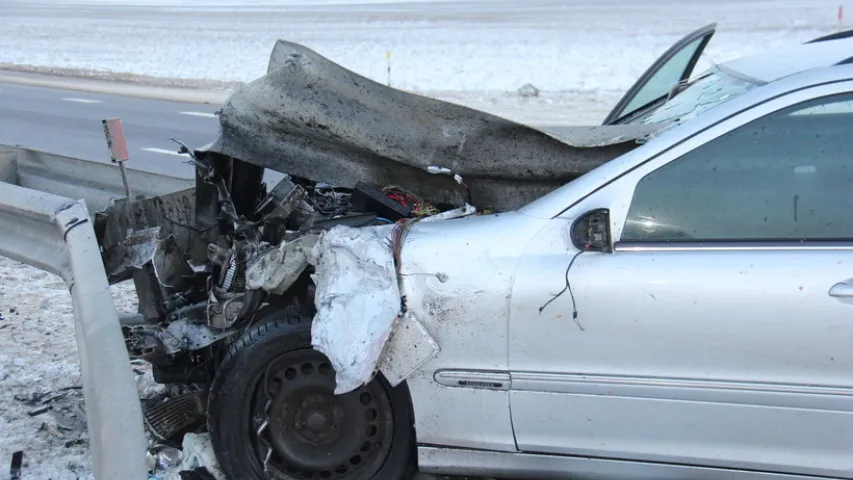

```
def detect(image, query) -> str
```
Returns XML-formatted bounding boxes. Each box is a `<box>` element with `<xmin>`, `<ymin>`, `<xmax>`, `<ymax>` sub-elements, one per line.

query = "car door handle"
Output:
<box><xmin>829</xmin><ymin>282</ymin><xmax>853</xmax><ymax>298</ymax></box>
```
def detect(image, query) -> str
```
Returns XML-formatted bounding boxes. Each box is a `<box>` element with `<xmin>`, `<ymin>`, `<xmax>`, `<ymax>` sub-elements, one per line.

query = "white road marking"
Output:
<box><xmin>142</xmin><ymin>147</ymin><xmax>189</xmax><ymax>157</ymax></box>
<box><xmin>180</xmin><ymin>111</ymin><xmax>218</xmax><ymax>118</ymax></box>
<box><xmin>62</xmin><ymin>97</ymin><xmax>102</xmax><ymax>104</ymax></box>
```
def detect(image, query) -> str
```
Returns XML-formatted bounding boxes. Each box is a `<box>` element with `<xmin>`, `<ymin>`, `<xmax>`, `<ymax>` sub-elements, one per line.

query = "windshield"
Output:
<box><xmin>638</xmin><ymin>67</ymin><xmax>760</xmax><ymax>125</ymax></box>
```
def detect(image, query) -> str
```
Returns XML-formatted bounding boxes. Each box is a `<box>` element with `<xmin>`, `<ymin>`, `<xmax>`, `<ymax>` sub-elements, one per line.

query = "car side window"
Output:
<box><xmin>621</xmin><ymin>93</ymin><xmax>853</xmax><ymax>242</ymax></box>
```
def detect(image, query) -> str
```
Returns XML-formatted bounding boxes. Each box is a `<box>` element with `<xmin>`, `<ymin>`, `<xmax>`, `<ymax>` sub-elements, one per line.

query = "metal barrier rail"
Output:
<box><xmin>0</xmin><ymin>146</ymin><xmax>164</xmax><ymax>479</ymax></box>
<box><xmin>0</xmin><ymin>145</ymin><xmax>193</xmax><ymax>213</ymax></box>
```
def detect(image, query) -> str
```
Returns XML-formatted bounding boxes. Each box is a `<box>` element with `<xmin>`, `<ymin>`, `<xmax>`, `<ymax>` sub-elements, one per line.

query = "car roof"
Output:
<box><xmin>717</xmin><ymin>35</ymin><xmax>853</xmax><ymax>84</ymax></box>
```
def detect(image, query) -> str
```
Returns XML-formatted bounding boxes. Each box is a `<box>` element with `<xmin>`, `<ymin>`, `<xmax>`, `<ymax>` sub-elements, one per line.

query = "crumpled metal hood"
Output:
<box><xmin>201</xmin><ymin>40</ymin><xmax>662</xmax><ymax>212</ymax></box>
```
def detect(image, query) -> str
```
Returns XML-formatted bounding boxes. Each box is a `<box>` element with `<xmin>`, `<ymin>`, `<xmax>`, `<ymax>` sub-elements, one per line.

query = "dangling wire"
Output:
<box><xmin>538</xmin><ymin>250</ymin><xmax>585</xmax><ymax>331</ymax></box>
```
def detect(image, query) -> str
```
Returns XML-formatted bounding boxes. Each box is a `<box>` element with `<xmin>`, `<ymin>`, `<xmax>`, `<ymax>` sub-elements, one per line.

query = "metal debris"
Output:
<box><xmin>245</xmin><ymin>234</ymin><xmax>319</xmax><ymax>295</ymax></box>
<box><xmin>149</xmin><ymin>445</ymin><xmax>183</xmax><ymax>472</ymax></box>
<box><xmin>27</xmin><ymin>406</ymin><xmax>49</xmax><ymax>417</ymax></box>
<box><xmin>377</xmin><ymin>311</ymin><xmax>440</xmax><ymax>387</ymax></box>
<box><xmin>144</xmin><ymin>390</ymin><xmax>208</xmax><ymax>442</ymax></box>
<box><xmin>163</xmin><ymin>433</ymin><xmax>226</xmax><ymax>480</ymax></box>
<box><xmin>418</xmin><ymin>204</ymin><xmax>477</xmax><ymax>222</ymax></box>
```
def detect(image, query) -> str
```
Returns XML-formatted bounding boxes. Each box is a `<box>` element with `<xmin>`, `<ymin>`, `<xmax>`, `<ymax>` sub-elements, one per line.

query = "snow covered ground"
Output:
<box><xmin>0</xmin><ymin>256</ymin><xmax>148</xmax><ymax>480</ymax></box>
<box><xmin>0</xmin><ymin>0</ymin><xmax>847</xmax><ymax>97</ymax></box>
<box><xmin>0</xmin><ymin>0</ymin><xmax>850</xmax><ymax>478</ymax></box>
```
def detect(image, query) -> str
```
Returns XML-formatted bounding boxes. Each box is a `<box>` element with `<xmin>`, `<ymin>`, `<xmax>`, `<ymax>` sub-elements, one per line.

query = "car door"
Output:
<box><xmin>509</xmin><ymin>82</ymin><xmax>853</xmax><ymax>477</ymax></box>
<box><xmin>602</xmin><ymin>23</ymin><xmax>716</xmax><ymax>125</ymax></box>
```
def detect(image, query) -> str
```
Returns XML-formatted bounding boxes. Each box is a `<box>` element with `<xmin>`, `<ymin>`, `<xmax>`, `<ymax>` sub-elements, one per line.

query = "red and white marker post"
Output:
<box><xmin>102</xmin><ymin>117</ymin><xmax>134</xmax><ymax>228</ymax></box>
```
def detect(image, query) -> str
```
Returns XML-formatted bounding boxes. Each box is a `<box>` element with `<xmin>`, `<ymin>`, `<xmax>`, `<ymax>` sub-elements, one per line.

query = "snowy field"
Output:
<box><xmin>0</xmin><ymin>0</ymin><xmax>851</xmax><ymax>478</ymax></box>
<box><xmin>0</xmin><ymin>0</ymin><xmax>848</xmax><ymax>97</ymax></box>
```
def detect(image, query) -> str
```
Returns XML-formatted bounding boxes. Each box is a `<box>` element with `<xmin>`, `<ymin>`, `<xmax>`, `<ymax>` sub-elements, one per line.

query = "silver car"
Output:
<box><xmin>109</xmin><ymin>24</ymin><xmax>853</xmax><ymax>480</ymax></box>
<box><xmin>389</xmin><ymin>27</ymin><xmax>853</xmax><ymax>479</ymax></box>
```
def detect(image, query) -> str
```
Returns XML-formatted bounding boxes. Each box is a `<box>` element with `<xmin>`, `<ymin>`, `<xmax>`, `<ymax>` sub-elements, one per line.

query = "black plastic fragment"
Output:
<box><xmin>179</xmin><ymin>467</ymin><xmax>217</xmax><ymax>480</ymax></box>
<box><xmin>28</xmin><ymin>406</ymin><xmax>49</xmax><ymax>417</ymax></box>
<box><xmin>10</xmin><ymin>451</ymin><xmax>23</xmax><ymax>480</ymax></box>
<box><xmin>350</xmin><ymin>182</ymin><xmax>411</xmax><ymax>220</ymax></box>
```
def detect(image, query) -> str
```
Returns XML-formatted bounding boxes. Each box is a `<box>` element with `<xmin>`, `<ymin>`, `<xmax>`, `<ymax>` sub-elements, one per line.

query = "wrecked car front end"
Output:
<box><xmin>90</xmin><ymin>39</ymin><xmax>660</xmax><ymax>479</ymax></box>
<box><xmin>94</xmin><ymin>39</ymin><xmax>656</xmax><ymax>389</ymax></box>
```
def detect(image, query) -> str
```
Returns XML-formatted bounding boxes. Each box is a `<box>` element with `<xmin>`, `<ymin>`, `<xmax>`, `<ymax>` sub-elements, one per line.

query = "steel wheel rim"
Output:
<box><xmin>245</xmin><ymin>348</ymin><xmax>395</xmax><ymax>480</ymax></box>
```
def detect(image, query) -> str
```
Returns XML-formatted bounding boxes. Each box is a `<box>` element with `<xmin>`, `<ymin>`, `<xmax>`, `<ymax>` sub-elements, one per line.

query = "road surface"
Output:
<box><xmin>0</xmin><ymin>81</ymin><xmax>218</xmax><ymax>179</ymax></box>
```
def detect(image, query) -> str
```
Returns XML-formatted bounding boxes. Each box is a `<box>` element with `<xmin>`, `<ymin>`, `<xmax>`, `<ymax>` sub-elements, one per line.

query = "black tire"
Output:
<box><xmin>208</xmin><ymin>310</ymin><xmax>417</xmax><ymax>480</ymax></box>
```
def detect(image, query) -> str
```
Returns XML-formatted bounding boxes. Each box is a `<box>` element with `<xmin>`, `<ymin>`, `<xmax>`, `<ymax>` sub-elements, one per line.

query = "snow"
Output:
<box><xmin>0</xmin><ymin>0</ymin><xmax>845</xmax><ymax>98</ymax></box>
<box><xmin>0</xmin><ymin>256</ymin><xmax>149</xmax><ymax>480</ymax></box>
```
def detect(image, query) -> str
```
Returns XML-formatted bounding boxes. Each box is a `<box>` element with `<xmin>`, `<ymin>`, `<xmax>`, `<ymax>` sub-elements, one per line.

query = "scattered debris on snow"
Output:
<box><xmin>164</xmin><ymin>433</ymin><xmax>225</xmax><ymax>480</ymax></box>
<box><xmin>0</xmin><ymin>255</ymin><xmax>159</xmax><ymax>480</ymax></box>
<box><xmin>147</xmin><ymin>444</ymin><xmax>182</xmax><ymax>475</ymax></box>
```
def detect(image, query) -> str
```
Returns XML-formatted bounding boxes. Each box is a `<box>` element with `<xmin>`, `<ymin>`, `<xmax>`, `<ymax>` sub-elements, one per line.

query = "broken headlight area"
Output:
<box><xmin>95</xmin><ymin>152</ymin><xmax>467</xmax><ymax>387</ymax></box>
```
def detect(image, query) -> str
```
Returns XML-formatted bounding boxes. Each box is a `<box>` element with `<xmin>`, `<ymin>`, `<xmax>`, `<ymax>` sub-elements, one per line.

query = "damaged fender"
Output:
<box><xmin>308</xmin><ymin>225</ymin><xmax>439</xmax><ymax>394</ymax></box>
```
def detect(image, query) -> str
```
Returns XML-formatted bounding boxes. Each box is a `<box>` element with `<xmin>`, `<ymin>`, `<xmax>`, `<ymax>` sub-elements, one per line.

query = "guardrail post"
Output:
<box><xmin>0</xmin><ymin>148</ymin><xmax>16</xmax><ymax>183</ymax></box>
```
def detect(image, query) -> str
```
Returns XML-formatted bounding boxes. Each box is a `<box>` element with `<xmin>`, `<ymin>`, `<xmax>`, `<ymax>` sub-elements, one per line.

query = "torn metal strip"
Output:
<box><xmin>378</xmin><ymin>311</ymin><xmax>440</xmax><ymax>387</ymax></box>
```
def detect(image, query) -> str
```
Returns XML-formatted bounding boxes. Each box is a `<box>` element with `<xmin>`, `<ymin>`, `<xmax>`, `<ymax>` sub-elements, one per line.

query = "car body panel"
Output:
<box><xmin>299</xmin><ymin>64</ymin><xmax>853</xmax><ymax>479</ymax></box>
<box><xmin>506</xmin><ymin>79</ymin><xmax>853</xmax><ymax>477</ymax></box>
<box><xmin>720</xmin><ymin>36</ymin><xmax>853</xmax><ymax>84</ymax></box>
<box><xmin>393</xmin><ymin>211</ymin><xmax>548</xmax><ymax>451</ymax></box>
<box><xmin>510</xmin><ymin>246</ymin><xmax>853</xmax><ymax>475</ymax></box>
<box><xmin>417</xmin><ymin>447</ymin><xmax>833</xmax><ymax>480</ymax></box>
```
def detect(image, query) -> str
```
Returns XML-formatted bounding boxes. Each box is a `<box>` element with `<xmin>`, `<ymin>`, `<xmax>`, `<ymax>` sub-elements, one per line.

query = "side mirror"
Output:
<box><xmin>570</xmin><ymin>208</ymin><xmax>613</xmax><ymax>253</ymax></box>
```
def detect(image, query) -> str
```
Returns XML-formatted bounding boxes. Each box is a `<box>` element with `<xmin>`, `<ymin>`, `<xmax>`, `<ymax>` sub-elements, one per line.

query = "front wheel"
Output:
<box><xmin>208</xmin><ymin>312</ymin><xmax>417</xmax><ymax>480</ymax></box>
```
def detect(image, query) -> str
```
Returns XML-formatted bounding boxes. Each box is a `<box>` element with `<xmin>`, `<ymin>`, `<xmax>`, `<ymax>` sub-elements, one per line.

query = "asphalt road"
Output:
<box><xmin>0</xmin><ymin>81</ymin><xmax>219</xmax><ymax>180</ymax></box>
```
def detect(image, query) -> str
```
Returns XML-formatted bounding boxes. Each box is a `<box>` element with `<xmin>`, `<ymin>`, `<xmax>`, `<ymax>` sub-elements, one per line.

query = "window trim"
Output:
<box><xmin>615</xmin><ymin>240</ymin><xmax>853</xmax><ymax>253</ymax></box>
<box><xmin>557</xmin><ymin>80</ymin><xmax>853</xmax><ymax>251</ymax></box>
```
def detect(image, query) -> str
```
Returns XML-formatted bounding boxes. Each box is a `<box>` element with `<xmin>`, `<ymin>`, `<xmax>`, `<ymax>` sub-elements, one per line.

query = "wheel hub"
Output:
<box><xmin>279</xmin><ymin>392</ymin><xmax>344</xmax><ymax>444</ymax></box>
<box><xmin>304</xmin><ymin>411</ymin><xmax>328</xmax><ymax>432</ymax></box>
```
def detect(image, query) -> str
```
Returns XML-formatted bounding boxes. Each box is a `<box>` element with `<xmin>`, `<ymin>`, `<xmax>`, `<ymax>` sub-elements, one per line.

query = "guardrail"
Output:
<box><xmin>0</xmin><ymin>145</ymin><xmax>193</xmax><ymax>213</ymax></box>
<box><xmin>0</xmin><ymin>146</ymin><xmax>178</xmax><ymax>479</ymax></box>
